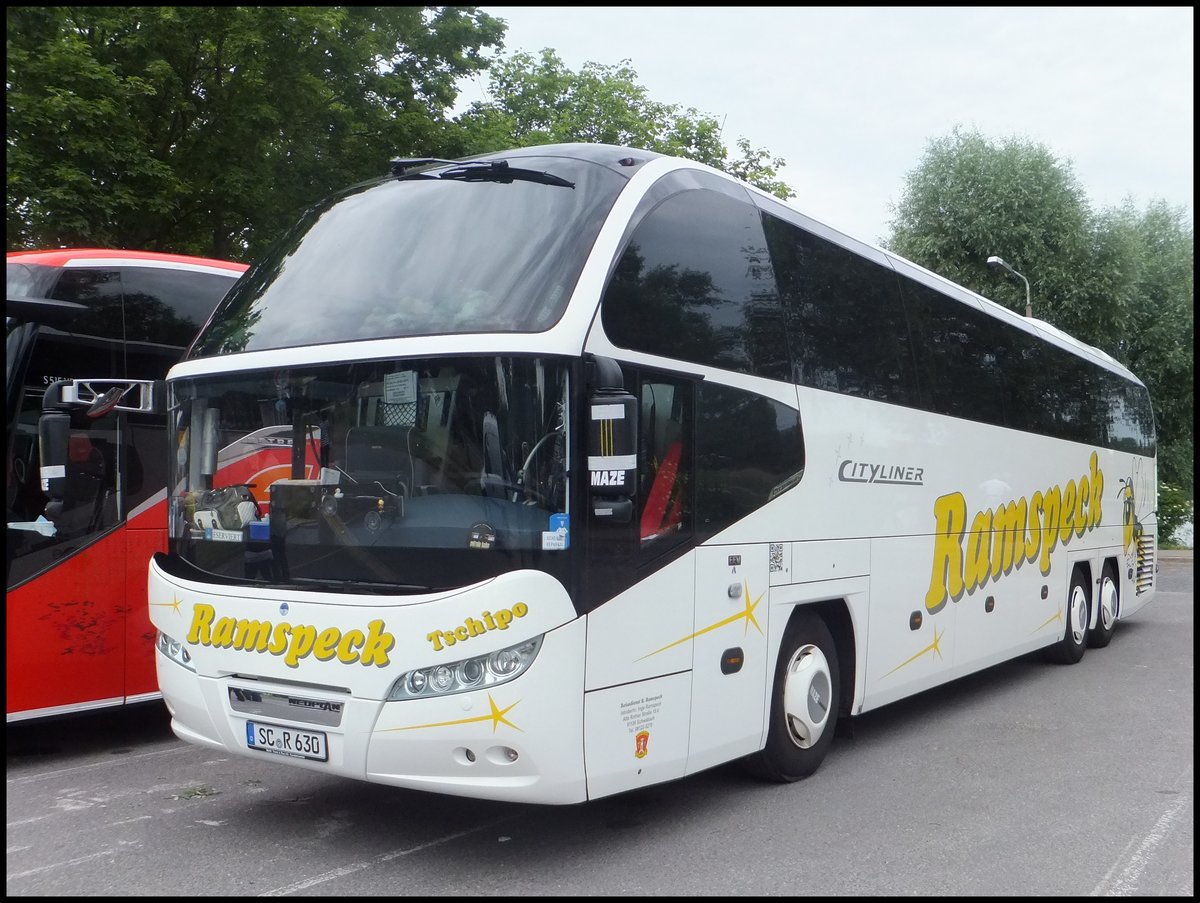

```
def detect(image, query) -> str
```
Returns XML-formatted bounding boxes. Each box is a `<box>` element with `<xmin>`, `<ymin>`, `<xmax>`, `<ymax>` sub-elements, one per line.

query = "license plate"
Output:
<box><xmin>246</xmin><ymin>720</ymin><xmax>328</xmax><ymax>762</ymax></box>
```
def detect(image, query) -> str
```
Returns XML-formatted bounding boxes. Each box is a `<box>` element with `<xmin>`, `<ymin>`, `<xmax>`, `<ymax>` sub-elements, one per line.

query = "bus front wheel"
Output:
<box><xmin>743</xmin><ymin>612</ymin><xmax>840</xmax><ymax>783</ymax></box>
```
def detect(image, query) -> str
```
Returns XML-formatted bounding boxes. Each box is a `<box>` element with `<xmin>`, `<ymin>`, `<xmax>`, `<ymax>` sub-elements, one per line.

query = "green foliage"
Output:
<box><xmin>1157</xmin><ymin>484</ymin><xmax>1193</xmax><ymax>547</ymax></box>
<box><xmin>6</xmin><ymin>6</ymin><xmax>505</xmax><ymax>260</ymax></box>
<box><xmin>8</xmin><ymin>16</ymin><xmax>793</xmax><ymax>258</ymax></box>
<box><xmin>452</xmin><ymin>49</ymin><xmax>794</xmax><ymax>200</ymax></box>
<box><xmin>887</xmin><ymin>126</ymin><xmax>1097</xmax><ymax>334</ymax></box>
<box><xmin>1095</xmin><ymin>201</ymin><xmax>1194</xmax><ymax>493</ymax></box>
<box><xmin>885</xmin><ymin>126</ymin><xmax>1194</xmax><ymax>495</ymax></box>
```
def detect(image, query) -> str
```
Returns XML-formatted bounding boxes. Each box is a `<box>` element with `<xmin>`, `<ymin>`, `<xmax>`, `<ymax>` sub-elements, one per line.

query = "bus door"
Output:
<box><xmin>7</xmin><ymin>384</ymin><xmax>127</xmax><ymax>717</ymax></box>
<box><xmin>582</xmin><ymin>364</ymin><xmax>708</xmax><ymax>796</ymax></box>
<box><xmin>15</xmin><ymin>376</ymin><xmax>165</xmax><ymax>716</ymax></box>
<box><xmin>6</xmin><ymin>268</ymin><xmax>131</xmax><ymax>717</ymax></box>
<box><xmin>689</xmin><ymin>544</ymin><xmax>770</xmax><ymax>775</ymax></box>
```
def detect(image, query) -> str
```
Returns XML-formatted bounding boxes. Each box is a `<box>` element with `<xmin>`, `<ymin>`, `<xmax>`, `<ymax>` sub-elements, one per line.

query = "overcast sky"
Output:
<box><xmin>456</xmin><ymin>6</ymin><xmax>1194</xmax><ymax>245</ymax></box>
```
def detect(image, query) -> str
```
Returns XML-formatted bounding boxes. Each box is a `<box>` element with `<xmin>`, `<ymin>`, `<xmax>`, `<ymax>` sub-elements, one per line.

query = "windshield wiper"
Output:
<box><xmin>7</xmin><ymin>295</ymin><xmax>87</xmax><ymax>327</ymax></box>
<box><xmin>291</xmin><ymin>577</ymin><xmax>431</xmax><ymax>594</ymax></box>
<box><xmin>389</xmin><ymin>157</ymin><xmax>574</xmax><ymax>189</ymax></box>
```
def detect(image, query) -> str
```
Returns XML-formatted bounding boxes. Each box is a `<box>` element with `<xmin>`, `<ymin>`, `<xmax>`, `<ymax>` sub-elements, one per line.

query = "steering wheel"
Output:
<box><xmin>513</xmin><ymin>428</ymin><xmax>563</xmax><ymax>508</ymax></box>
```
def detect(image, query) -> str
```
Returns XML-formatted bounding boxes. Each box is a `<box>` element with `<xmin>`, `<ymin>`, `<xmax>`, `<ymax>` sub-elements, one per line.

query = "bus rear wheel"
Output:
<box><xmin>1089</xmin><ymin>562</ymin><xmax>1119</xmax><ymax>648</ymax></box>
<box><xmin>743</xmin><ymin>612</ymin><xmax>839</xmax><ymax>783</ymax></box>
<box><xmin>1047</xmin><ymin>566</ymin><xmax>1089</xmax><ymax>664</ymax></box>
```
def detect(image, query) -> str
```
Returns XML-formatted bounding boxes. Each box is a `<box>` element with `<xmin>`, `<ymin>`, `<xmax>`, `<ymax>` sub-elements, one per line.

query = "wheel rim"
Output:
<box><xmin>1069</xmin><ymin>585</ymin><xmax>1088</xmax><ymax>645</ymax></box>
<box><xmin>1099</xmin><ymin>576</ymin><xmax>1118</xmax><ymax>631</ymax></box>
<box><xmin>781</xmin><ymin>643</ymin><xmax>832</xmax><ymax>749</ymax></box>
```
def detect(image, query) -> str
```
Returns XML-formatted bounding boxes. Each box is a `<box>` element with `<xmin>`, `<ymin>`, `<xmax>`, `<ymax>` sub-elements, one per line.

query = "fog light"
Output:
<box><xmin>486</xmin><ymin>746</ymin><xmax>520</xmax><ymax>765</ymax></box>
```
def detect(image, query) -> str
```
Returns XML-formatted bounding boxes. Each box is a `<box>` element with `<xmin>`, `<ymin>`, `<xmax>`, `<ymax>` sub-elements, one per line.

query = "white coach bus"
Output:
<box><xmin>147</xmin><ymin>143</ymin><xmax>1158</xmax><ymax>804</ymax></box>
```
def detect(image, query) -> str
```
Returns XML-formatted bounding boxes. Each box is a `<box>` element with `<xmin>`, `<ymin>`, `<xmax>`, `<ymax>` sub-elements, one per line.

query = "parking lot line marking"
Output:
<box><xmin>259</xmin><ymin>812</ymin><xmax>527</xmax><ymax>896</ymax></box>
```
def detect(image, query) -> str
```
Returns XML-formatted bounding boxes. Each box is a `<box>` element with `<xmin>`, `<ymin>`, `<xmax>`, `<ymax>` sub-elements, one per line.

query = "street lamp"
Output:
<box><xmin>987</xmin><ymin>255</ymin><xmax>1032</xmax><ymax>318</ymax></box>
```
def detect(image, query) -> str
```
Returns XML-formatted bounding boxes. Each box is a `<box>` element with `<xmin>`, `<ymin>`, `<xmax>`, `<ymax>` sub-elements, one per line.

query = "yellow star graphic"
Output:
<box><xmin>638</xmin><ymin>582</ymin><xmax>764</xmax><ymax>660</ymax></box>
<box><xmin>382</xmin><ymin>693</ymin><xmax>522</xmax><ymax>734</ymax></box>
<box><xmin>741</xmin><ymin>582</ymin><xmax>763</xmax><ymax>636</ymax></box>
<box><xmin>884</xmin><ymin>625</ymin><xmax>944</xmax><ymax>677</ymax></box>
<box><xmin>486</xmin><ymin>694</ymin><xmax>521</xmax><ymax>732</ymax></box>
<box><xmin>1031</xmin><ymin>607</ymin><xmax>1063</xmax><ymax>636</ymax></box>
<box><xmin>151</xmin><ymin>594</ymin><xmax>184</xmax><ymax>614</ymax></box>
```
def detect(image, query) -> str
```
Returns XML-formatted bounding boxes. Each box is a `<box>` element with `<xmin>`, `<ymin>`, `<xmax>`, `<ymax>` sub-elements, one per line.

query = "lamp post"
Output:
<box><xmin>987</xmin><ymin>255</ymin><xmax>1032</xmax><ymax>318</ymax></box>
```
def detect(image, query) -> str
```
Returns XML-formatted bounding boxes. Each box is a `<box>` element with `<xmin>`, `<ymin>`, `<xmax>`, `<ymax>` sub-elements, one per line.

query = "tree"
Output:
<box><xmin>885</xmin><ymin>127</ymin><xmax>1194</xmax><ymax>496</ymax></box>
<box><xmin>451</xmin><ymin>49</ymin><xmax>793</xmax><ymax>200</ymax></box>
<box><xmin>886</xmin><ymin>127</ymin><xmax>1106</xmax><ymax>337</ymax></box>
<box><xmin>6</xmin><ymin>6</ymin><xmax>505</xmax><ymax>260</ymax></box>
<box><xmin>1096</xmin><ymin>200</ymin><xmax>1194</xmax><ymax>495</ymax></box>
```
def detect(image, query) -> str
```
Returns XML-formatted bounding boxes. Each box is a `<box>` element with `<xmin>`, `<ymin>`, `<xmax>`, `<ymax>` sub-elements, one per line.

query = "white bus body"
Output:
<box><xmin>148</xmin><ymin>144</ymin><xmax>1158</xmax><ymax>804</ymax></box>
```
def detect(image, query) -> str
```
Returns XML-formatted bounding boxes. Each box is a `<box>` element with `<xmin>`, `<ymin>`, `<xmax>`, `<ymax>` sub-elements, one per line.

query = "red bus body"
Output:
<box><xmin>6</xmin><ymin>249</ymin><xmax>249</xmax><ymax>721</ymax></box>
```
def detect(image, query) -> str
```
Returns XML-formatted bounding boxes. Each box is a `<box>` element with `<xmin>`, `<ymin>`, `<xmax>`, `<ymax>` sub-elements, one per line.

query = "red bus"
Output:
<box><xmin>6</xmin><ymin>249</ymin><xmax>249</xmax><ymax>721</ymax></box>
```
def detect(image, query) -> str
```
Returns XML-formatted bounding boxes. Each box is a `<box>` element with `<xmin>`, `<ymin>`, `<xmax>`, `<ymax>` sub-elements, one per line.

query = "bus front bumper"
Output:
<box><xmin>155</xmin><ymin>617</ymin><xmax>589</xmax><ymax>805</ymax></box>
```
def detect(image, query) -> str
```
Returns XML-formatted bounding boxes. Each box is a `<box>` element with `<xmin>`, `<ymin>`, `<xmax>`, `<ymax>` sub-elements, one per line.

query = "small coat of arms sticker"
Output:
<box><xmin>635</xmin><ymin>729</ymin><xmax>650</xmax><ymax>759</ymax></box>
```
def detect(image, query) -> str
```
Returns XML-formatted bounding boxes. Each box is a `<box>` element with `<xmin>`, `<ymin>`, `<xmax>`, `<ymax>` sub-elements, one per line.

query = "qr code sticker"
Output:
<box><xmin>769</xmin><ymin>542</ymin><xmax>784</xmax><ymax>573</ymax></box>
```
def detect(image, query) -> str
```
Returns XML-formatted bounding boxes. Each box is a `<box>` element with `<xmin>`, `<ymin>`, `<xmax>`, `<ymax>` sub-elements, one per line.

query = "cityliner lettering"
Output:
<box><xmin>186</xmin><ymin>603</ymin><xmax>395</xmax><ymax>668</ymax></box>
<box><xmin>925</xmin><ymin>452</ymin><xmax>1104</xmax><ymax>614</ymax></box>
<box><xmin>838</xmin><ymin>459</ymin><xmax>925</xmax><ymax>485</ymax></box>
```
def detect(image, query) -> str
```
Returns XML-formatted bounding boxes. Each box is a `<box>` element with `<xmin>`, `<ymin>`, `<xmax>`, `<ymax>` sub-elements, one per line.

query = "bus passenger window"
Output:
<box><xmin>638</xmin><ymin>378</ymin><xmax>692</xmax><ymax>545</ymax></box>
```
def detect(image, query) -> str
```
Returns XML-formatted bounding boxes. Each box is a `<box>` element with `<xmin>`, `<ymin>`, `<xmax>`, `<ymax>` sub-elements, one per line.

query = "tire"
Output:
<box><xmin>1089</xmin><ymin>562</ymin><xmax>1119</xmax><ymax>649</ymax></box>
<box><xmin>1047</xmin><ymin>566</ymin><xmax>1089</xmax><ymax>664</ymax></box>
<box><xmin>743</xmin><ymin>612</ymin><xmax>840</xmax><ymax>783</ymax></box>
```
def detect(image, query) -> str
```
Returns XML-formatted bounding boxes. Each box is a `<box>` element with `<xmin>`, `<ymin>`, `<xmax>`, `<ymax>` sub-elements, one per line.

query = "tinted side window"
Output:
<box><xmin>119</xmin><ymin>267</ymin><xmax>237</xmax><ymax>346</ymax></box>
<box><xmin>1106</xmin><ymin>378</ymin><xmax>1155</xmax><ymax>456</ymax></box>
<box><xmin>1045</xmin><ymin>345</ymin><xmax>1094</xmax><ymax>445</ymax></box>
<box><xmin>637</xmin><ymin>375</ymin><xmax>694</xmax><ymax>556</ymax></box>
<box><xmin>994</xmin><ymin>326</ymin><xmax>1055</xmax><ymax>437</ymax></box>
<box><xmin>48</xmin><ymin>268</ymin><xmax>124</xmax><ymax>342</ymax></box>
<box><xmin>899</xmin><ymin>277</ymin><xmax>1008</xmax><ymax>428</ymax></box>
<box><xmin>695</xmin><ymin>383</ymin><xmax>804</xmax><ymax>542</ymax></box>
<box><xmin>762</xmin><ymin>213</ymin><xmax>916</xmax><ymax>405</ymax></box>
<box><xmin>23</xmin><ymin>328</ymin><xmax>124</xmax><ymax>390</ymax></box>
<box><xmin>601</xmin><ymin>187</ymin><xmax>789</xmax><ymax>380</ymax></box>
<box><xmin>1029</xmin><ymin>341</ymin><xmax>1153</xmax><ymax>453</ymax></box>
<box><xmin>580</xmin><ymin>366</ymin><xmax>697</xmax><ymax>612</ymax></box>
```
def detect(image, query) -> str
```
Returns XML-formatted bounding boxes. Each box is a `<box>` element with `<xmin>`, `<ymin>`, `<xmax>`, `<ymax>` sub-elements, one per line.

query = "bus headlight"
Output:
<box><xmin>388</xmin><ymin>636</ymin><xmax>543</xmax><ymax>701</ymax></box>
<box><xmin>156</xmin><ymin>630</ymin><xmax>195</xmax><ymax>672</ymax></box>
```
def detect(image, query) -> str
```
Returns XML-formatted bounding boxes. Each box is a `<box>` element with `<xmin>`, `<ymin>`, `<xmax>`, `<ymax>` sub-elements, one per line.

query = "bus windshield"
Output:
<box><xmin>191</xmin><ymin>155</ymin><xmax>628</xmax><ymax>356</ymax></box>
<box><xmin>169</xmin><ymin>355</ymin><xmax>572</xmax><ymax>593</ymax></box>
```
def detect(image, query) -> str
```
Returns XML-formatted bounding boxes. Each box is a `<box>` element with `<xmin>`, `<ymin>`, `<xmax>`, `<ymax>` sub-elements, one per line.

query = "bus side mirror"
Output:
<box><xmin>36</xmin><ymin>377</ymin><xmax>165</xmax><ymax>519</ymax></box>
<box><xmin>586</xmin><ymin>356</ymin><xmax>638</xmax><ymax>524</ymax></box>
<box><xmin>61</xmin><ymin>378</ymin><xmax>165</xmax><ymax>415</ymax></box>
<box><xmin>38</xmin><ymin>381</ymin><xmax>72</xmax><ymax>519</ymax></box>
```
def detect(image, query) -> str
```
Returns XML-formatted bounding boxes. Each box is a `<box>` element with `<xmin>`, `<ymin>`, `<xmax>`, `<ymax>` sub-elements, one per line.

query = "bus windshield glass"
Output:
<box><xmin>191</xmin><ymin>156</ymin><xmax>627</xmax><ymax>356</ymax></box>
<box><xmin>169</xmin><ymin>355</ymin><xmax>572</xmax><ymax>594</ymax></box>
